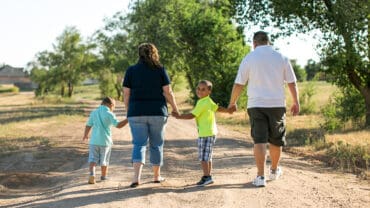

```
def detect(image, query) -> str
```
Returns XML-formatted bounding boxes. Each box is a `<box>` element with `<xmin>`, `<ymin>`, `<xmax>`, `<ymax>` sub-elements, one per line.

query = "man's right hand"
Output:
<box><xmin>290</xmin><ymin>102</ymin><xmax>300</xmax><ymax>116</ymax></box>
<box><xmin>227</xmin><ymin>104</ymin><xmax>237</xmax><ymax>114</ymax></box>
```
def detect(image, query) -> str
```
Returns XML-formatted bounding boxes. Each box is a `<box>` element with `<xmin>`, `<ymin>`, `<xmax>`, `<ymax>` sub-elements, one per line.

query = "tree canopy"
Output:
<box><xmin>99</xmin><ymin>0</ymin><xmax>249</xmax><ymax>105</ymax></box>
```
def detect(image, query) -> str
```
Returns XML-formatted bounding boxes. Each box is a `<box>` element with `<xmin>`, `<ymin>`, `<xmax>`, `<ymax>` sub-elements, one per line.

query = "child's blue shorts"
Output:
<box><xmin>88</xmin><ymin>144</ymin><xmax>112</xmax><ymax>166</ymax></box>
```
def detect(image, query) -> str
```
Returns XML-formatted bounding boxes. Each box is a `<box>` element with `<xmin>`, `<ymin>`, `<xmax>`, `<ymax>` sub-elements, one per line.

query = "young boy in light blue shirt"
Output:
<box><xmin>83</xmin><ymin>97</ymin><xmax>128</xmax><ymax>184</ymax></box>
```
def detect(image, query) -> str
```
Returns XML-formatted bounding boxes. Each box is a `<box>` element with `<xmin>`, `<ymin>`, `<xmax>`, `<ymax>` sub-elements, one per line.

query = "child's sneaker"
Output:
<box><xmin>252</xmin><ymin>176</ymin><xmax>266</xmax><ymax>187</ymax></box>
<box><xmin>196</xmin><ymin>176</ymin><xmax>214</xmax><ymax>186</ymax></box>
<box><xmin>101</xmin><ymin>176</ymin><xmax>108</xmax><ymax>181</ymax></box>
<box><xmin>269</xmin><ymin>167</ymin><xmax>283</xmax><ymax>180</ymax></box>
<box><xmin>88</xmin><ymin>175</ymin><xmax>96</xmax><ymax>184</ymax></box>
<box><xmin>196</xmin><ymin>176</ymin><xmax>207</xmax><ymax>185</ymax></box>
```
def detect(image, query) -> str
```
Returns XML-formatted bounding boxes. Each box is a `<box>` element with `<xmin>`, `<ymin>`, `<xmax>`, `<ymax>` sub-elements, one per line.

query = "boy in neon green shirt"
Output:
<box><xmin>173</xmin><ymin>80</ymin><xmax>234</xmax><ymax>186</ymax></box>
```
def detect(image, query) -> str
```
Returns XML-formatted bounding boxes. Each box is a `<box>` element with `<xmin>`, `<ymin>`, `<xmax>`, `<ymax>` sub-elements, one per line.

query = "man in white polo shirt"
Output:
<box><xmin>228</xmin><ymin>31</ymin><xmax>300</xmax><ymax>187</ymax></box>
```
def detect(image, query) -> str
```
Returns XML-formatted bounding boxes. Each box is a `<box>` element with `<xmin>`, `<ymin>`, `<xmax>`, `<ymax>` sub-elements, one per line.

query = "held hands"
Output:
<box><xmin>227</xmin><ymin>104</ymin><xmax>237</xmax><ymax>114</ymax></box>
<box><xmin>171</xmin><ymin>110</ymin><xmax>180</xmax><ymax>118</ymax></box>
<box><xmin>172</xmin><ymin>104</ymin><xmax>237</xmax><ymax>118</ymax></box>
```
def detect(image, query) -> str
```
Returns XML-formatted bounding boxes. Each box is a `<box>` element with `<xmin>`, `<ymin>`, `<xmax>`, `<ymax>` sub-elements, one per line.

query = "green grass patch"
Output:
<box><xmin>286</xmin><ymin>81</ymin><xmax>337</xmax><ymax>114</ymax></box>
<box><xmin>0</xmin><ymin>136</ymin><xmax>50</xmax><ymax>156</ymax></box>
<box><xmin>0</xmin><ymin>105</ymin><xmax>85</xmax><ymax>125</ymax></box>
<box><xmin>0</xmin><ymin>85</ymin><xmax>19</xmax><ymax>94</ymax></box>
<box><xmin>33</xmin><ymin>96</ymin><xmax>79</xmax><ymax>105</ymax></box>
<box><xmin>34</xmin><ymin>84</ymin><xmax>101</xmax><ymax>101</ymax></box>
<box><xmin>217</xmin><ymin>115</ymin><xmax>249</xmax><ymax>126</ymax></box>
<box><xmin>73</xmin><ymin>84</ymin><xmax>101</xmax><ymax>100</ymax></box>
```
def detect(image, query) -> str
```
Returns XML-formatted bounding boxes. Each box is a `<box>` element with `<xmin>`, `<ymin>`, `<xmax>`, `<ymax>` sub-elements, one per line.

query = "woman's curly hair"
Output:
<box><xmin>138</xmin><ymin>43</ymin><xmax>163</xmax><ymax>69</ymax></box>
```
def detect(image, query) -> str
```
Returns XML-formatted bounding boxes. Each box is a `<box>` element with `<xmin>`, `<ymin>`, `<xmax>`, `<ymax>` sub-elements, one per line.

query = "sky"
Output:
<box><xmin>0</xmin><ymin>0</ymin><xmax>319</xmax><ymax>69</ymax></box>
<box><xmin>244</xmin><ymin>28</ymin><xmax>320</xmax><ymax>67</ymax></box>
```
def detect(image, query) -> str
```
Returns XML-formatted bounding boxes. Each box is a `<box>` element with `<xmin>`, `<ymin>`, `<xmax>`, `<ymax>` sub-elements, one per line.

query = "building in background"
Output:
<box><xmin>0</xmin><ymin>65</ymin><xmax>35</xmax><ymax>90</ymax></box>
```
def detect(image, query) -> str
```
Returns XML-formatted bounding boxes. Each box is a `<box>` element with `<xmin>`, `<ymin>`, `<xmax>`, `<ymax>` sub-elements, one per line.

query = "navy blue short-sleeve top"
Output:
<box><xmin>122</xmin><ymin>61</ymin><xmax>171</xmax><ymax>117</ymax></box>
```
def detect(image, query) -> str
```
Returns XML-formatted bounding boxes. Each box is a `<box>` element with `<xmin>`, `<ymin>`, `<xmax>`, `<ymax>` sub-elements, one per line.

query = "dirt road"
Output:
<box><xmin>0</xmin><ymin>97</ymin><xmax>369</xmax><ymax>208</ymax></box>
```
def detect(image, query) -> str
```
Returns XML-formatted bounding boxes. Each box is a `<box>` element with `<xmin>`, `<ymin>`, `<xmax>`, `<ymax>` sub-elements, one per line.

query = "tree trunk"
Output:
<box><xmin>347</xmin><ymin>70</ymin><xmax>370</xmax><ymax>127</ymax></box>
<box><xmin>61</xmin><ymin>85</ymin><xmax>65</xmax><ymax>97</ymax></box>
<box><xmin>115</xmin><ymin>75</ymin><xmax>123</xmax><ymax>100</ymax></box>
<box><xmin>362</xmin><ymin>87</ymin><xmax>370</xmax><ymax>127</ymax></box>
<box><xmin>367</xmin><ymin>8</ymin><xmax>370</xmax><ymax>126</ymax></box>
<box><xmin>186</xmin><ymin>73</ymin><xmax>196</xmax><ymax>105</ymax></box>
<box><xmin>68</xmin><ymin>82</ymin><xmax>73</xmax><ymax>97</ymax></box>
<box><xmin>344</xmin><ymin>53</ymin><xmax>369</xmax><ymax>127</ymax></box>
<box><xmin>115</xmin><ymin>83</ymin><xmax>121</xmax><ymax>100</ymax></box>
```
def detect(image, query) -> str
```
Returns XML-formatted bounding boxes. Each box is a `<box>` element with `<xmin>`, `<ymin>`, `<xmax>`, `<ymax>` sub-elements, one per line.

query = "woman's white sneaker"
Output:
<box><xmin>269</xmin><ymin>167</ymin><xmax>282</xmax><ymax>180</ymax></box>
<box><xmin>252</xmin><ymin>176</ymin><xmax>266</xmax><ymax>187</ymax></box>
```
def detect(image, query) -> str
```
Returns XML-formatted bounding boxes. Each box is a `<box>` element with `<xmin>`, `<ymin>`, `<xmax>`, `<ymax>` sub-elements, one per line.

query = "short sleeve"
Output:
<box><xmin>122</xmin><ymin>67</ymin><xmax>132</xmax><ymax>88</ymax></box>
<box><xmin>161</xmin><ymin>67</ymin><xmax>171</xmax><ymax>86</ymax></box>
<box><xmin>234</xmin><ymin>57</ymin><xmax>249</xmax><ymax>85</ymax></box>
<box><xmin>108</xmin><ymin>112</ymin><xmax>120</xmax><ymax>127</ymax></box>
<box><xmin>211</xmin><ymin>102</ymin><xmax>218</xmax><ymax>112</ymax></box>
<box><xmin>86</xmin><ymin>113</ymin><xmax>94</xmax><ymax>126</ymax></box>
<box><xmin>191</xmin><ymin>101</ymin><xmax>205</xmax><ymax>117</ymax></box>
<box><xmin>284</xmin><ymin>58</ymin><xmax>297</xmax><ymax>83</ymax></box>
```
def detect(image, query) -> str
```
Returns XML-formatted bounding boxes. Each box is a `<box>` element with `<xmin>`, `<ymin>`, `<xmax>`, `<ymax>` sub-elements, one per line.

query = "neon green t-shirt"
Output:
<box><xmin>191</xmin><ymin>96</ymin><xmax>219</xmax><ymax>137</ymax></box>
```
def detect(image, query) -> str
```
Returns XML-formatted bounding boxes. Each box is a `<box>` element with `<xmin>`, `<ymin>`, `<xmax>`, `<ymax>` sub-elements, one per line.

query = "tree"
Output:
<box><xmin>29</xmin><ymin>51</ymin><xmax>60</xmax><ymax>96</ymax></box>
<box><xmin>29</xmin><ymin>27</ymin><xmax>95</xmax><ymax>97</ymax></box>
<box><xmin>178</xmin><ymin>2</ymin><xmax>249</xmax><ymax>105</ymax></box>
<box><xmin>234</xmin><ymin>0</ymin><xmax>370</xmax><ymax>126</ymax></box>
<box><xmin>54</xmin><ymin>27</ymin><xmax>96</xmax><ymax>97</ymax></box>
<box><xmin>291</xmin><ymin>59</ymin><xmax>307</xmax><ymax>82</ymax></box>
<box><xmin>121</xmin><ymin>0</ymin><xmax>191</xmax><ymax>79</ymax></box>
<box><xmin>305</xmin><ymin>59</ymin><xmax>321</xmax><ymax>81</ymax></box>
<box><xmin>103</xmin><ymin>0</ymin><xmax>249</xmax><ymax>105</ymax></box>
<box><xmin>29</xmin><ymin>63</ymin><xmax>52</xmax><ymax>96</ymax></box>
<box><xmin>93</xmin><ymin>25</ymin><xmax>132</xmax><ymax>99</ymax></box>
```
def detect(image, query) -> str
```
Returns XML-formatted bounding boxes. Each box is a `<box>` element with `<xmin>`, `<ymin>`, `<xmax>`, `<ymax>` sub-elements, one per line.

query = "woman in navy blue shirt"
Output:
<box><xmin>123</xmin><ymin>43</ymin><xmax>179</xmax><ymax>188</ymax></box>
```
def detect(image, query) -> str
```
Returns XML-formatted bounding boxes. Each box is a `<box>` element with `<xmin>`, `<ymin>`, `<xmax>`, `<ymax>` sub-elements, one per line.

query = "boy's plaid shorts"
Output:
<box><xmin>197</xmin><ymin>136</ymin><xmax>216</xmax><ymax>161</ymax></box>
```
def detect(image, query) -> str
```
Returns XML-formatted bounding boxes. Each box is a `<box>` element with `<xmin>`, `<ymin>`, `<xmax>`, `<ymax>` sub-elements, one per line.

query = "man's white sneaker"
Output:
<box><xmin>269</xmin><ymin>167</ymin><xmax>283</xmax><ymax>180</ymax></box>
<box><xmin>252</xmin><ymin>176</ymin><xmax>266</xmax><ymax>187</ymax></box>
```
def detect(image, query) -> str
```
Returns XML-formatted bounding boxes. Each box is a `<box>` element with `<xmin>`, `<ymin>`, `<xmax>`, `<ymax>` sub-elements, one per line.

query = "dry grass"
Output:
<box><xmin>309</xmin><ymin>82</ymin><xmax>338</xmax><ymax>109</ymax></box>
<box><xmin>325</xmin><ymin>130</ymin><xmax>370</xmax><ymax>146</ymax></box>
<box><xmin>0</xmin><ymin>92</ymin><xmax>34</xmax><ymax>106</ymax></box>
<box><xmin>0</xmin><ymin>115</ymin><xmax>84</xmax><ymax>138</ymax></box>
<box><xmin>0</xmin><ymin>91</ymin><xmax>87</xmax><ymax>156</ymax></box>
<box><xmin>216</xmin><ymin>111</ymin><xmax>250</xmax><ymax>132</ymax></box>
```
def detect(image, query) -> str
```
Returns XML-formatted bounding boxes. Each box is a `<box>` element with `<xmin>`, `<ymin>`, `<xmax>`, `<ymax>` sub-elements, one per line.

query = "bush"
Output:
<box><xmin>291</xmin><ymin>60</ymin><xmax>307</xmax><ymax>82</ymax></box>
<box><xmin>321</xmin><ymin>86</ymin><xmax>365</xmax><ymax>131</ymax></box>
<box><xmin>99</xmin><ymin>69</ymin><xmax>119</xmax><ymax>99</ymax></box>
<box><xmin>321</xmin><ymin>96</ymin><xmax>342</xmax><ymax>131</ymax></box>
<box><xmin>326</xmin><ymin>141</ymin><xmax>369</xmax><ymax>174</ymax></box>
<box><xmin>299</xmin><ymin>82</ymin><xmax>316</xmax><ymax>114</ymax></box>
<box><xmin>295</xmin><ymin>68</ymin><xmax>307</xmax><ymax>82</ymax></box>
<box><xmin>0</xmin><ymin>86</ymin><xmax>19</xmax><ymax>93</ymax></box>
